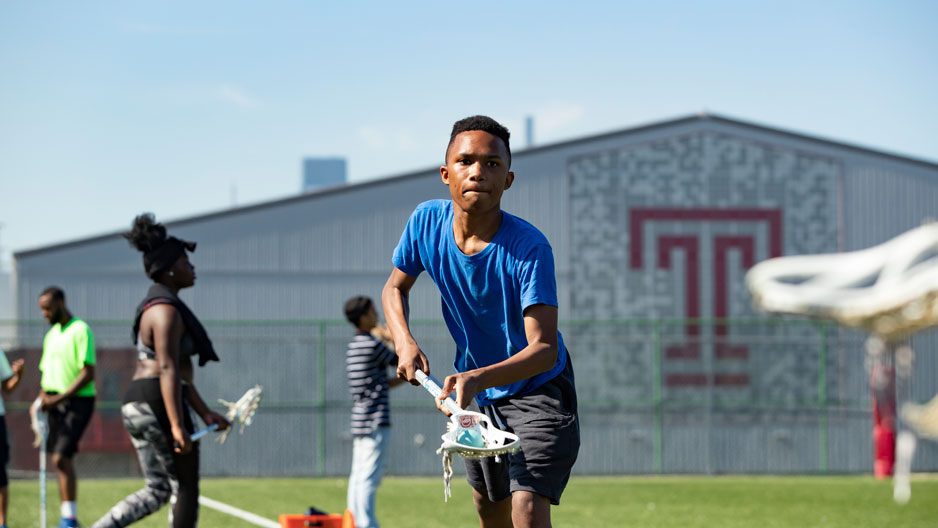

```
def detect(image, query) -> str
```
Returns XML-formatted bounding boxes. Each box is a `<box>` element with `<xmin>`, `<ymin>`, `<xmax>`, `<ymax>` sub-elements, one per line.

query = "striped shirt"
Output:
<box><xmin>346</xmin><ymin>332</ymin><xmax>398</xmax><ymax>436</ymax></box>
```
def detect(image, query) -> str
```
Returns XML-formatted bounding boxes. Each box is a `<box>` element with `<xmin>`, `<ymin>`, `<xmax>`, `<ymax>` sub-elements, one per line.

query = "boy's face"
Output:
<box><xmin>359</xmin><ymin>305</ymin><xmax>378</xmax><ymax>331</ymax></box>
<box><xmin>441</xmin><ymin>130</ymin><xmax>514</xmax><ymax>215</ymax></box>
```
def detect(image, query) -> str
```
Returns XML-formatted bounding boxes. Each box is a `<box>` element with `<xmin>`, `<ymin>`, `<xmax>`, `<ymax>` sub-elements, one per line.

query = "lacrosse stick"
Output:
<box><xmin>415</xmin><ymin>370</ymin><xmax>520</xmax><ymax>501</ymax></box>
<box><xmin>30</xmin><ymin>397</ymin><xmax>48</xmax><ymax>528</ymax></box>
<box><xmin>745</xmin><ymin>221</ymin><xmax>938</xmax><ymax>504</ymax></box>
<box><xmin>745</xmin><ymin>221</ymin><xmax>938</xmax><ymax>342</ymax></box>
<box><xmin>190</xmin><ymin>385</ymin><xmax>263</xmax><ymax>443</ymax></box>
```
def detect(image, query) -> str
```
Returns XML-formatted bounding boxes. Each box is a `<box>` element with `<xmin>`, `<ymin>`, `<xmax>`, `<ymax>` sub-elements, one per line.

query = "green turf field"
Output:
<box><xmin>8</xmin><ymin>475</ymin><xmax>938</xmax><ymax>527</ymax></box>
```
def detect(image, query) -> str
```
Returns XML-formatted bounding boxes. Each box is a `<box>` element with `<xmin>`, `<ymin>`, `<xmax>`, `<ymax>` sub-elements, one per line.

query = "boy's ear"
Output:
<box><xmin>504</xmin><ymin>171</ymin><xmax>515</xmax><ymax>190</ymax></box>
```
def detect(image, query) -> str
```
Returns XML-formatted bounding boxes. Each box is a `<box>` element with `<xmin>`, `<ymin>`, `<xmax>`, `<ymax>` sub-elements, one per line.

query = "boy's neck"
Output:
<box><xmin>452</xmin><ymin>206</ymin><xmax>502</xmax><ymax>256</ymax></box>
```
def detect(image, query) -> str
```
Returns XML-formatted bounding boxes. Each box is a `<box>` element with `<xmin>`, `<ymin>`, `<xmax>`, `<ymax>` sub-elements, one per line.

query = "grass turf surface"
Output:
<box><xmin>8</xmin><ymin>475</ymin><xmax>938</xmax><ymax>527</ymax></box>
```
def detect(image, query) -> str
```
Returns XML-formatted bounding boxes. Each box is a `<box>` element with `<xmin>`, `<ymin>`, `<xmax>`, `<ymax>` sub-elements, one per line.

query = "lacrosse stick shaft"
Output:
<box><xmin>40</xmin><ymin>436</ymin><xmax>47</xmax><ymax>528</ymax></box>
<box><xmin>415</xmin><ymin>370</ymin><xmax>463</xmax><ymax>416</ymax></box>
<box><xmin>190</xmin><ymin>423</ymin><xmax>219</xmax><ymax>441</ymax></box>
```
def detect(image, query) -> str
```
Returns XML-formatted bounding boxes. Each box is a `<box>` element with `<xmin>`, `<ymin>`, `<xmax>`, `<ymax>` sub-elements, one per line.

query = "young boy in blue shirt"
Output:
<box><xmin>383</xmin><ymin>115</ymin><xmax>579</xmax><ymax>528</ymax></box>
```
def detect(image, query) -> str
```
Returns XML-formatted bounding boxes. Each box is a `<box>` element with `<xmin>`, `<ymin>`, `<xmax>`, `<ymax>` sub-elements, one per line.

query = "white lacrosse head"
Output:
<box><xmin>217</xmin><ymin>385</ymin><xmax>263</xmax><ymax>443</ymax></box>
<box><xmin>439</xmin><ymin>410</ymin><xmax>520</xmax><ymax>460</ymax></box>
<box><xmin>436</xmin><ymin>409</ymin><xmax>522</xmax><ymax>502</ymax></box>
<box><xmin>746</xmin><ymin>222</ymin><xmax>938</xmax><ymax>341</ymax></box>
<box><xmin>29</xmin><ymin>397</ymin><xmax>48</xmax><ymax>448</ymax></box>
<box><xmin>900</xmin><ymin>395</ymin><xmax>938</xmax><ymax>441</ymax></box>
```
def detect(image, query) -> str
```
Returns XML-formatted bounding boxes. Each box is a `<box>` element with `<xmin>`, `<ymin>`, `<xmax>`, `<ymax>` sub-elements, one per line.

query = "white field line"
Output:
<box><xmin>198</xmin><ymin>495</ymin><xmax>280</xmax><ymax>528</ymax></box>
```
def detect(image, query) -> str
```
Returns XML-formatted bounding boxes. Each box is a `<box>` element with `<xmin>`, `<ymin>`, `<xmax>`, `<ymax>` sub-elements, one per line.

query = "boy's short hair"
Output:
<box><xmin>344</xmin><ymin>296</ymin><xmax>373</xmax><ymax>326</ymax></box>
<box><xmin>446</xmin><ymin>115</ymin><xmax>511</xmax><ymax>167</ymax></box>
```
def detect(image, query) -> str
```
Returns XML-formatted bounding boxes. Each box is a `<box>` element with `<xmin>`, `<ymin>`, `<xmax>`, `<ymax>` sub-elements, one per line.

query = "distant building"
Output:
<box><xmin>0</xmin><ymin>271</ymin><xmax>12</xmax><ymax>350</ymax></box>
<box><xmin>0</xmin><ymin>270</ymin><xmax>10</xmax><ymax>318</ymax></box>
<box><xmin>302</xmin><ymin>157</ymin><xmax>346</xmax><ymax>192</ymax></box>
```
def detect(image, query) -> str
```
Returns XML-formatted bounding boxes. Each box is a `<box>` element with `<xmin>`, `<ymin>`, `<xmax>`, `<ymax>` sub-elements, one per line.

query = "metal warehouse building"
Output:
<box><xmin>7</xmin><ymin>113</ymin><xmax>938</xmax><ymax>478</ymax></box>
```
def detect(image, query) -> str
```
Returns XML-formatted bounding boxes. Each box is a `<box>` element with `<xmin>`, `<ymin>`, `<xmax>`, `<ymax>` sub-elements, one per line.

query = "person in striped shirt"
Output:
<box><xmin>343</xmin><ymin>296</ymin><xmax>403</xmax><ymax>528</ymax></box>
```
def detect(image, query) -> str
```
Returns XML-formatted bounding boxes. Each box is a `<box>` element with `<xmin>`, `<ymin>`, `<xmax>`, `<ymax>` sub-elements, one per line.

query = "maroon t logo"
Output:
<box><xmin>630</xmin><ymin>208</ymin><xmax>783</xmax><ymax>387</ymax></box>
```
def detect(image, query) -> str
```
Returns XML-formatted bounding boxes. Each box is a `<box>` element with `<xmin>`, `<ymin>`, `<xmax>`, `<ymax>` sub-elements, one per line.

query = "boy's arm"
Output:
<box><xmin>376</xmin><ymin>339</ymin><xmax>406</xmax><ymax>388</ymax></box>
<box><xmin>439</xmin><ymin>303</ymin><xmax>559</xmax><ymax>412</ymax></box>
<box><xmin>382</xmin><ymin>267</ymin><xmax>430</xmax><ymax>385</ymax></box>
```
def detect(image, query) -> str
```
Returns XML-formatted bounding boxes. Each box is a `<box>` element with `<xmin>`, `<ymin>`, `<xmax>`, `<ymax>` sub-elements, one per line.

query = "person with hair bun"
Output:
<box><xmin>92</xmin><ymin>213</ymin><xmax>229</xmax><ymax>528</ymax></box>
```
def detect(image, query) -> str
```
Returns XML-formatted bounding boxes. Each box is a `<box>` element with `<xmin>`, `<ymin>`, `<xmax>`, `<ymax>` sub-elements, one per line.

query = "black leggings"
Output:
<box><xmin>92</xmin><ymin>379</ymin><xmax>200</xmax><ymax>528</ymax></box>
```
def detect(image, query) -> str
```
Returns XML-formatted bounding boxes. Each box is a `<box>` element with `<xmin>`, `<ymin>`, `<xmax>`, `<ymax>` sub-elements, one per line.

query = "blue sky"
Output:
<box><xmin>1</xmin><ymin>1</ymin><xmax>936</xmax><ymax>266</ymax></box>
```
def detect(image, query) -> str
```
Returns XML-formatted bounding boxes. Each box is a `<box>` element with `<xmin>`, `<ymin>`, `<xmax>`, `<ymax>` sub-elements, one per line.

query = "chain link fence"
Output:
<box><xmin>2</xmin><ymin>318</ymin><xmax>936</xmax><ymax>478</ymax></box>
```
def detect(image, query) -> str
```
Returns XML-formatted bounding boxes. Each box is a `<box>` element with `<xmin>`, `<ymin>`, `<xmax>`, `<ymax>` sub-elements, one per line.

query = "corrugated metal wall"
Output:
<box><xmin>842</xmin><ymin>163</ymin><xmax>938</xmax><ymax>250</ymax></box>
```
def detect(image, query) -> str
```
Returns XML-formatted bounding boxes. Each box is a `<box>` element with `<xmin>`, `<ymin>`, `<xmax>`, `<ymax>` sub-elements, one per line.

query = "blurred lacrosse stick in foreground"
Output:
<box><xmin>746</xmin><ymin>221</ymin><xmax>938</xmax><ymax>504</ymax></box>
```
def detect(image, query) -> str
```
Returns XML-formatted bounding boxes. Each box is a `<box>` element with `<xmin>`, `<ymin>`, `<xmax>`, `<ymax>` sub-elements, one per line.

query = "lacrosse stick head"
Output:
<box><xmin>440</xmin><ymin>410</ymin><xmax>520</xmax><ymax>460</ymax></box>
<box><xmin>217</xmin><ymin>385</ymin><xmax>263</xmax><ymax>443</ymax></box>
<box><xmin>413</xmin><ymin>369</ymin><xmax>521</xmax><ymax>459</ymax></box>
<box><xmin>29</xmin><ymin>397</ymin><xmax>48</xmax><ymax>448</ymax></box>
<box><xmin>745</xmin><ymin>222</ymin><xmax>938</xmax><ymax>342</ymax></box>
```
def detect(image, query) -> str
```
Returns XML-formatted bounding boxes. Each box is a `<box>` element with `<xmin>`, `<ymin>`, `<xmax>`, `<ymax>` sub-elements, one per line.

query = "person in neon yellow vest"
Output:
<box><xmin>37</xmin><ymin>286</ymin><xmax>96</xmax><ymax>528</ymax></box>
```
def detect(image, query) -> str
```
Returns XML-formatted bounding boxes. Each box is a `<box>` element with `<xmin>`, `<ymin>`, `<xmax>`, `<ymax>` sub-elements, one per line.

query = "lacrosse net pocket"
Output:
<box><xmin>436</xmin><ymin>410</ymin><xmax>520</xmax><ymax>501</ymax></box>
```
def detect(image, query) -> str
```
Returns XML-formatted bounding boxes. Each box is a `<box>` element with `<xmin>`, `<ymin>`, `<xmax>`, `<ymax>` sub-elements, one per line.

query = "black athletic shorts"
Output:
<box><xmin>0</xmin><ymin>415</ymin><xmax>8</xmax><ymax>487</ymax></box>
<box><xmin>46</xmin><ymin>394</ymin><xmax>95</xmax><ymax>458</ymax></box>
<box><xmin>465</xmin><ymin>355</ymin><xmax>580</xmax><ymax>505</ymax></box>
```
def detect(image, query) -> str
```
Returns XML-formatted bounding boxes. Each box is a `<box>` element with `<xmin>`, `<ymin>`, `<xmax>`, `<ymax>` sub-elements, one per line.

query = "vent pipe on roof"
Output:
<box><xmin>525</xmin><ymin>116</ymin><xmax>534</xmax><ymax>148</ymax></box>
<box><xmin>302</xmin><ymin>157</ymin><xmax>348</xmax><ymax>193</ymax></box>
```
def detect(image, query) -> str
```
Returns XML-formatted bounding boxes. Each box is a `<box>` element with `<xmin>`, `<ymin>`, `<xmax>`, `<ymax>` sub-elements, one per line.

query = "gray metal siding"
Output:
<box><xmin>841</xmin><ymin>162</ymin><xmax>938</xmax><ymax>251</ymax></box>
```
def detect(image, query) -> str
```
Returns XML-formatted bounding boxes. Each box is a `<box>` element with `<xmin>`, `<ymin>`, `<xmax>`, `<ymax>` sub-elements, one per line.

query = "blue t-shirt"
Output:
<box><xmin>392</xmin><ymin>199</ymin><xmax>568</xmax><ymax>406</ymax></box>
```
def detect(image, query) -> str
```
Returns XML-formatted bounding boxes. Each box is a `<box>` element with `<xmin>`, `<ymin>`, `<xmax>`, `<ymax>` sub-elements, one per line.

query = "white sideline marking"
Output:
<box><xmin>199</xmin><ymin>495</ymin><xmax>281</xmax><ymax>528</ymax></box>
